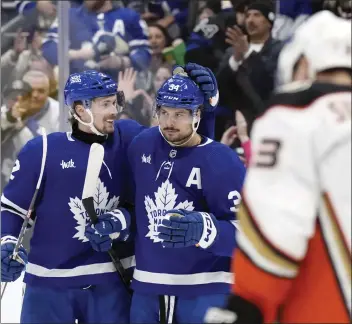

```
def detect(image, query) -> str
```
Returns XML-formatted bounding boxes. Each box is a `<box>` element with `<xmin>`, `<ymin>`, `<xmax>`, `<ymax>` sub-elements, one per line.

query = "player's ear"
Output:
<box><xmin>73</xmin><ymin>101</ymin><xmax>85</xmax><ymax>119</ymax></box>
<box><xmin>195</xmin><ymin>106</ymin><xmax>202</xmax><ymax>121</ymax></box>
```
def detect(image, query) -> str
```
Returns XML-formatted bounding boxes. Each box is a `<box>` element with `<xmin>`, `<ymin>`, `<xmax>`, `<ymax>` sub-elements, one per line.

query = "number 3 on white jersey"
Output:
<box><xmin>10</xmin><ymin>159</ymin><xmax>20</xmax><ymax>180</ymax></box>
<box><xmin>228</xmin><ymin>190</ymin><xmax>241</xmax><ymax>212</ymax></box>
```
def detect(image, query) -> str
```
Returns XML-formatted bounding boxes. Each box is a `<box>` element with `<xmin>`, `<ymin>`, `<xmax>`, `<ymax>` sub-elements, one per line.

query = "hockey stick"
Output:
<box><xmin>81</xmin><ymin>143</ymin><xmax>131</xmax><ymax>292</ymax></box>
<box><xmin>1</xmin><ymin>128</ymin><xmax>48</xmax><ymax>300</ymax></box>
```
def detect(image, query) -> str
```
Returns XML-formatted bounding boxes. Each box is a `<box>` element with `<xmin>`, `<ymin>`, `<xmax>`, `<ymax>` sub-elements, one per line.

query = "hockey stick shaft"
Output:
<box><xmin>1</xmin><ymin>128</ymin><xmax>48</xmax><ymax>300</ymax></box>
<box><xmin>82</xmin><ymin>143</ymin><xmax>131</xmax><ymax>292</ymax></box>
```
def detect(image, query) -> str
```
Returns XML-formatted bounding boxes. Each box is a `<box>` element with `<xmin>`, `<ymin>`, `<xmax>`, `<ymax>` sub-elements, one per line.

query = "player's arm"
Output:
<box><xmin>206</xmin><ymin>108</ymin><xmax>320</xmax><ymax>323</ymax></box>
<box><xmin>1</xmin><ymin>137</ymin><xmax>44</xmax><ymax>238</ymax></box>
<box><xmin>200</xmin><ymin>147</ymin><xmax>246</xmax><ymax>257</ymax></box>
<box><xmin>158</xmin><ymin>146</ymin><xmax>246</xmax><ymax>255</ymax></box>
<box><xmin>124</xmin><ymin>9</ymin><xmax>151</xmax><ymax>71</ymax></box>
<box><xmin>184</xmin><ymin>63</ymin><xmax>219</xmax><ymax>139</ymax></box>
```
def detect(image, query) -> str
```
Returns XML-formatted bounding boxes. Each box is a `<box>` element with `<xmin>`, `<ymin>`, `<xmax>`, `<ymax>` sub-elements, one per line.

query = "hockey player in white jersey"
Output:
<box><xmin>205</xmin><ymin>11</ymin><xmax>351</xmax><ymax>324</ymax></box>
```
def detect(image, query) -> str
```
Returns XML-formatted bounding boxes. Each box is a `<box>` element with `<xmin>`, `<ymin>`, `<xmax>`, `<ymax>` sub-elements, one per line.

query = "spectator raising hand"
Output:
<box><xmin>118</xmin><ymin>68</ymin><xmax>153</xmax><ymax>105</ymax></box>
<box><xmin>220</xmin><ymin>110</ymin><xmax>251</xmax><ymax>165</ymax></box>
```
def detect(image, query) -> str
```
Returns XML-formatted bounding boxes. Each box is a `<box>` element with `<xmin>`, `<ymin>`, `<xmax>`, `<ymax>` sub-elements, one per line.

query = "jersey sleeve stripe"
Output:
<box><xmin>323</xmin><ymin>193</ymin><xmax>351</xmax><ymax>259</ymax></box>
<box><xmin>319</xmin><ymin>194</ymin><xmax>351</xmax><ymax>317</ymax></box>
<box><xmin>237</xmin><ymin>229</ymin><xmax>298</xmax><ymax>278</ymax></box>
<box><xmin>1</xmin><ymin>207</ymin><xmax>34</xmax><ymax>226</ymax></box>
<box><xmin>1</xmin><ymin>194</ymin><xmax>27</xmax><ymax>216</ymax></box>
<box><xmin>238</xmin><ymin>200</ymin><xmax>299</xmax><ymax>273</ymax></box>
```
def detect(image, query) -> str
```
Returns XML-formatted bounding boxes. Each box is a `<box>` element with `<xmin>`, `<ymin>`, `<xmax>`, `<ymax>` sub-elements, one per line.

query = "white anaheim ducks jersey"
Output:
<box><xmin>232</xmin><ymin>81</ymin><xmax>351</xmax><ymax>323</ymax></box>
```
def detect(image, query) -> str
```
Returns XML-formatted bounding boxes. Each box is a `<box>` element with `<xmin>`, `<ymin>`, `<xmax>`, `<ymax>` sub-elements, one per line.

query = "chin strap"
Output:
<box><xmin>71</xmin><ymin>100</ymin><xmax>105</xmax><ymax>136</ymax></box>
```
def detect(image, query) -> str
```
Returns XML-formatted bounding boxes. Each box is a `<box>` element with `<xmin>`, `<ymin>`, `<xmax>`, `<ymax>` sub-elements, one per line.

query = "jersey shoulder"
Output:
<box><xmin>267</xmin><ymin>81</ymin><xmax>351</xmax><ymax>110</ymax></box>
<box><xmin>114</xmin><ymin>119</ymin><xmax>146</xmax><ymax>148</ymax></box>
<box><xmin>199</xmin><ymin>139</ymin><xmax>246</xmax><ymax>175</ymax></box>
<box><xmin>257</xmin><ymin>82</ymin><xmax>351</xmax><ymax>134</ymax></box>
<box><xmin>131</xmin><ymin>126</ymin><xmax>159</xmax><ymax>143</ymax></box>
<box><xmin>110</xmin><ymin>7</ymin><xmax>141</xmax><ymax>22</ymax></box>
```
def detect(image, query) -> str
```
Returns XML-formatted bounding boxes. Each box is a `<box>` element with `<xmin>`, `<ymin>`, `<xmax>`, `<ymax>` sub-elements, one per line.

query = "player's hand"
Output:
<box><xmin>158</xmin><ymin>209</ymin><xmax>218</xmax><ymax>248</ymax></box>
<box><xmin>184</xmin><ymin>63</ymin><xmax>219</xmax><ymax>112</ymax></box>
<box><xmin>84</xmin><ymin>225</ymin><xmax>112</xmax><ymax>252</ymax></box>
<box><xmin>93</xmin><ymin>208</ymin><xmax>131</xmax><ymax>236</ymax></box>
<box><xmin>1</xmin><ymin>235</ymin><xmax>27</xmax><ymax>282</ymax></box>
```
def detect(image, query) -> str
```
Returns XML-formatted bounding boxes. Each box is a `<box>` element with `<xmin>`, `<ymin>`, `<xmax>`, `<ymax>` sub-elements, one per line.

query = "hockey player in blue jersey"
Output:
<box><xmin>42</xmin><ymin>0</ymin><xmax>151</xmax><ymax>75</ymax></box>
<box><xmin>0</xmin><ymin>71</ymin><xmax>144</xmax><ymax>323</ymax></box>
<box><xmin>91</xmin><ymin>65</ymin><xmax>246</xmax><ymax>323</ymax></box>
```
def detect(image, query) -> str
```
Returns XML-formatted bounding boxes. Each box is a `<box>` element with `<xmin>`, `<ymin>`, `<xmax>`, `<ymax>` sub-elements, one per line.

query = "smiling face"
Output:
<box><xmin>148</xmin><ymin>26</ymin><xmax>167</xmax><ymax>55</ymax></box>
<box><xmin>76</xmin><ymin>95</ymin><xmax>118</xmax><ymax>134</ymax></box>
<box><xmin>157</xmin><ymin>106</ymin><xmax>200</xmax><ymax>144</ymax></box>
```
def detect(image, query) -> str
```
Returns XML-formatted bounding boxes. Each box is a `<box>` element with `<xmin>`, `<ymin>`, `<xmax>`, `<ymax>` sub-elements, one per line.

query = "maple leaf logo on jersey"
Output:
<box><xmin>144</xmin><ymin>179</ymin><xmax>194</xmax><ymax>242</ymax></box>
<box><xmin>68</xmin><ymin>178</ymin><xmax>119</xmax><ymax>242</ymax></box>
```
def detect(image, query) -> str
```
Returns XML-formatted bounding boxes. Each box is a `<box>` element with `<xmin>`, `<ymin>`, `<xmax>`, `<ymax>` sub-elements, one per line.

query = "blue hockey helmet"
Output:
<box><xmin>64</xmin><ymin>70</ymin><xmax>121</xmax><ymax>107</ymax></box>
<box><xmin>155</xmin><ymin>71</ymin><xmax>204</xmax><ymax>111</ymax></box>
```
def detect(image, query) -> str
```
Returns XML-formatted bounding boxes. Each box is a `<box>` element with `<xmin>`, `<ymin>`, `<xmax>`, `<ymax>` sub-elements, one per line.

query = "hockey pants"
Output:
<box><xmin>20</xmin><ymin>282</ymin><xmax>131</xmax><ymax>323</ymax></box>
<box><xmin>130</xmin><ymin>291</ymin><xmax>227</xmax><ymax>323</ymax></box>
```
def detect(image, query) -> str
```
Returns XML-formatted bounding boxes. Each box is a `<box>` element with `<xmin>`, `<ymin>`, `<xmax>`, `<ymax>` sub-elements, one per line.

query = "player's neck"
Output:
<box><xmin>173</xmin><ymin>133</ymin><xmax>202</xmax><ymax>148</ymax></box>
<box><xmin>73</xmin><ymin>123</ymin><xmax>106</xmax><ymax>144</ymax></box>
<box><xmin>316</xmin><ymin>71</ymin><xmax>352</xmax><ymax>87</ymax></box>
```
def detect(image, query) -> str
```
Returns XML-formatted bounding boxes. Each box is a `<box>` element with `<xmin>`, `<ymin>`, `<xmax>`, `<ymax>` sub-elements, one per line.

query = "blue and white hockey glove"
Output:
<box><xmin>184</xmin><ymin>63</ymin><xmax>219</xmax><ymax>112</ymax></box>
<box><xmin>158</xmin><ymin>209</ymin><xmax>218</xmax><ymax>248</ymax></box>
<box><xmin>92</xmin><ymin>208</ymin><xmax>131</xmax><ymax>236</ymax></box>
<box><xmin>1</xmin><ymin>235</ymin><xmax>27</xmax><ymax>282</ymax></box>
<box><xmin>84</xmin><ymin>225</ymin><xmax>113</xmax><ymax>252</ymax></box>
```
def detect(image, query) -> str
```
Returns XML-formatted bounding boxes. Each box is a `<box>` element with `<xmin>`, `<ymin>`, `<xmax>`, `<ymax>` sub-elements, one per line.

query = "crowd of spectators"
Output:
<box><xmin>1</xmin><ymin>0</ymin><xmax>351</xmax><ymax>190</ymax></box>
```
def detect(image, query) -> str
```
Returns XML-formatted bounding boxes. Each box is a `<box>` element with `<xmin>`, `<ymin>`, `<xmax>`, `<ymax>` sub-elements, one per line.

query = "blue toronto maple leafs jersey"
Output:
<box><xmin>1</xmin><ymin>119</ymin><xmax>145</xmax><ymax>288</ymax></box>
<box><xmin>128</xmin><ymin>127</ymin><xmax>246</xmax><ymax>297</ymax></box>
<box><xmin>42</xmin><ymin>5</ymin><xmax>151</xmax><ymax>74</ymax></box>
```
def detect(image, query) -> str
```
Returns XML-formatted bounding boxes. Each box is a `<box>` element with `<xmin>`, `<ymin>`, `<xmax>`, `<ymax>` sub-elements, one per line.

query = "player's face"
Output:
<box><xmin>158</xmin><ymin>107</ymin><xmax>196</xmax><ymax>144</ymax></box>
<box><xmin>90</xmin><ymin>95</ymin><xmax>118</xmax><ymax>134</ymax></box>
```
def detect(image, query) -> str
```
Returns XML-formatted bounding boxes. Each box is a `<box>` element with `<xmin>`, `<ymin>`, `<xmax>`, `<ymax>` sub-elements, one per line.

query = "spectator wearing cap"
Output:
<box><xmin>215</xmin><ymin>1</ymin><xmax>284</xmax><ymax>138</ymax></box>
<box><xmin>1</xmin><ymin>70</ymin><xmax>59</xmax><ymax>189</ymax></box>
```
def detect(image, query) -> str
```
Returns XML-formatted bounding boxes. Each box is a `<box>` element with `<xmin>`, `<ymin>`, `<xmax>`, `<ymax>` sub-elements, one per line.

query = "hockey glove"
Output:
<box><xmin>158</xmin><ymin>209</ymin><xmax>218</xmax><ymax>248</ymax></box>
<box><xmin>93</xmin><ymin>208</ymin><xmax>131</xmax><ymax>236</ymax></box>
<box><xmin>1</xmin><ymin>235</ymin><xmax>27</xmax><ymax>282</ymax></box>
<box><xmin>92</xmin><ymin>32</ymin><xmax>117</xmax><ymax>61</ymax></box>
<box><xmin>204</xmin><ymin>294</ymin><xmax>264</xmax><ymax>324</ymax></box>
<box><xmin>84</xmin><ymin>225</ymin><xmax>113</xmax><ymax>252</ymax></box>
<box><xmin>184</xmin><ymin>63</ymin><xmax>219</xmax><ymax>112</ymax></box>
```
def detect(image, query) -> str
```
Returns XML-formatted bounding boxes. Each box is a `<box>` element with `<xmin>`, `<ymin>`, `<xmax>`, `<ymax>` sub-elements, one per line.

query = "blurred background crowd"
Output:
<box><xmin>1</xmin><ymin>0</ymin><xmax>351</xmax><ymax>190</ymax></box>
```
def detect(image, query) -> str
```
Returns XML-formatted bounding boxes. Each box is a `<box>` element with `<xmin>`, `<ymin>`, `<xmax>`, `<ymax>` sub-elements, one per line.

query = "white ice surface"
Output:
<box><xmin>1</xmin><ymin>274</ymin><xmax>23</xmax><ymax>323</ymax></box>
